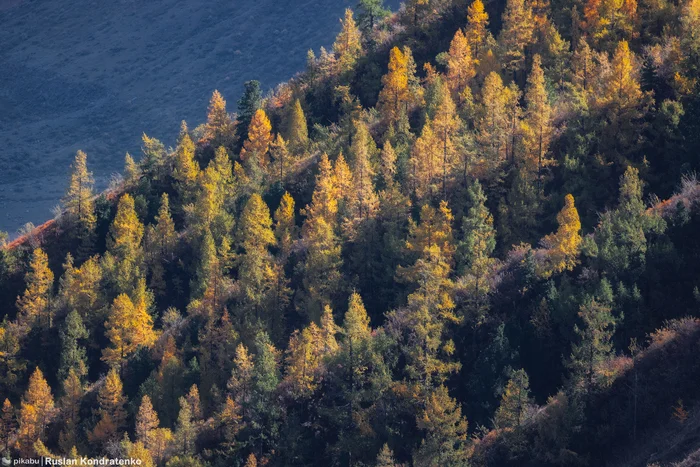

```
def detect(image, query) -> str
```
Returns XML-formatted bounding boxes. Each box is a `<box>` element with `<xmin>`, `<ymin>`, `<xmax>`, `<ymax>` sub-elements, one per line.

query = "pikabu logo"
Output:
<box><xmin>1</xmin><ymin>456</ymin><xmax>11</xmax><ymax>466</ymax></box>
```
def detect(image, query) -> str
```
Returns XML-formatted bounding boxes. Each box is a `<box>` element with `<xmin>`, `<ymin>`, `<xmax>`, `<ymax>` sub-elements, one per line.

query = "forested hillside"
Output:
<box><xmin>2</xmin><ymin>0</ymin><xmax>700</xmax><ymax>465</ymax></box>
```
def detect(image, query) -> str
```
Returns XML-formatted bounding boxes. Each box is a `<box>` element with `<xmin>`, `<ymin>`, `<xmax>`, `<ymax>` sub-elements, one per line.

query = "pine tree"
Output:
<box><xmin>334</xmin><ymin>9</ymin><xmax>363</xmax><ymax>75</ymax></box>
<box><xmin>569</xmin><ymin>300</ymin><xmax>616</xmax><ymax>395</ymax></box>
<box><xmin>414</xmin><ymin>385</ymin><xmax>469</xmax><ymax>467</ymax></box>
<box><xmin>446</xmin><ymin>29</ymin><xmax>476</xmax><ymax>99</ymax></box>
<box><xmin>499</xmin><ymin>0</ymin><xmax>535</xmax><ymax>77</ymax></box>
<box><xmin>58</xmin><ymin>309</ymin><xmax>88</xmax><ymax>381</ymax></box>
<box><xmin>250</xmin><ymin>331</ymin><xmax>282</xmax><ymax>458</ymax></box>
<box><xmin>286</xmin><ymin>99</ymin><xmax>309</xmax><ymax>150</ymax></box>
<box><xmin>241</xmin><ymin>109</ymin><xmax>273</xmax><ymax>170</ymax></box>
<box><xmin>379</xmin><ymin>47</ymin><xmax>410</xmax><ymax>126</ymax></box>
<box><xmin>465</xmin><ymin>0</ymin><xmax>489</xmax><ymax>58</ymax></box>
<box><xmin>494</xmin><ymin>368</ymin><xmax>533</xmax><ymax>428</ymax></box>
<box><xmin>205</xmin><ymin>90</ymin><xmax>236</xmax><ymax>149</ymax></box>
<box><xmin>90</xmin><ymin>368</ymin><xmax>126</xmax><ymax>444</ymax></box>
<box><xmin>357</xmin><ymin>0</ymin><xmax>389</xmax><ymax>33</ymax></box>
<box><xmin>237</xmin><ymin>80</ymin><xmax>263</xmax><ymax>145</ymax></box>
<box><xmin>523</xmin><ymin>55</ymin><xmax>554</xmax><ymax>185</ymax></box>
<box><xmin>16</xmin><ymin>248</ymin><xmax>54</xmax><ymax>329</ymax></box>
<box><xmin>542</xmin><ymin>194</ymin><xmax>582</xmax><ymax>276</ymax></box>
<box><xmin>62</xmin><ymin>150</ymin><xmax>96</xmax><ymax>255</ymax></box>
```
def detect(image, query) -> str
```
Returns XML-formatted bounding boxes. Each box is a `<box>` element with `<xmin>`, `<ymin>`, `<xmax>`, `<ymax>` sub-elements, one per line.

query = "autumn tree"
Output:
<box><xmin>299</xmin><ymin>154</ymin><xmax>343</xmax><ymax>321</ymax></box>
<box><xmin>542</xmin><ymin>194</ymin><xmax>582</xmax><ymax>277</ymax></box>
<box><xmin>285</xmin><ymin>99</ymin><xmax>309</xmax><ymax>150</ymax></box>
<box><xmin>414</xmin><ymin>385</ymin><xmax>469</xmax><ymax>467</ymax></box>
<box><xmin>465</xmin><ymin>0</ymin><xmax>489</xmax><ymax>58</ymax></box>
<box><xmin>173</xmin><ymin>129</ymin><xmax>199</xmax><ymax>201</ymax></box>
<box><xmin>269</xmin><ymin>134</ymin><xmax>293</xmax><ymax>182</ymax></box>
<box><xmin>57</xmin><ymin>254</ymin><xmax>103</xmax><ymax>325</ymax></box>
<box><xmin>16</xmin><ymin>248</ymin><xmax>54</xmax><ymax>329</ymax></box>
<box><xmin>494</xmin><ymin>368</ymin><xmax>534</xmax><ymax>428</ymax></box>
<box><xmin>521</xmin><ymin>55</ymin><xmax>554</xmax><ymax>185</ymax></box>
<box><xmin>90</xmin><ymin>368</ymin><xmax>127</xmax><ymax>445</ymax></box>
<box><xmin>376</xmin><ymin>444</ymin><xmax>399</xmax><ymax>467</ymax></box>
<box><xmin>348</xmin><ymin>122</ymin><xmax>379</xmax><ymax>224</ymax></box>
<box><xmin>62</xmin><ymin>150</ymin><xmax>96</xmax><ymax>255</ymax></box>
<box><xmin>430</xmin><ymin>84</ymin><xmax>461</xmax><ymax>199</ymax></box>
<box><xmin>1</xmin><ymin>398</ymin><xmax>15</xmax><ymax>454</ymax></box>
<box><xmin>241</xmin><ymin>109</ymin><xmax>273</xmax><ymax>172</ymax></box>
<box><xmin>583</xmin><ymin>0</ymin><xmax>637</xmax><ymax>45</ymax></box>
<box><xmin>103</xmin><ymin>291</ymin><xmax>157</xmax><ymax>370</ymax></box>
<box><xmin>445</xmin><ymin>29</ymin><xmax>476</xmax><ymax>99</ymax></box>
<box><xmin>405</xmin><ymin>201</ymin><xmax>455</xmax><ymax>265</ymax></box>
<box><xmin>105</xmin><ymin>193</ymin><xmax>144</xmax><ymax>295</ymax></box>
<box><xmin>175</xmin><ymin>396</ymin><xmax>197</xmax><ymax>456</ymax></box>
<box><xmin>205</xmin><ymin>90</ymin><xmax>236</xmax><ymax>149</ymax></box>
<box><xmin>379</xmin><ymin>47</ymin><xmax>410</xmax><ymax>126</ymax></box>
<box><xmin>334</xmin><ymin>9</ymin><xmax>363</xmax><ymax>75</ymax></box>
<box><xmin>274</xmin><ymin>192</ymin><xmax>297</xmax><ymax>262</ymax></box>
<box><xmin>16</xmin><ymin>367</ymin><xmax>54</xmax><ymax>455</ymax></box>
<box><xmin>475</xmin><ymin>72</ymin><xmax>508</xmax><ymax>177</ymax></box>
<box><xmin>136</xmin><ymin>395</ymin><xmax>160</xmax><ymax>447</ymax></box>
<box><xmin>58</xmin><ymin>369</ymin><xmax>83</xmax><ymax>453</ymax></box>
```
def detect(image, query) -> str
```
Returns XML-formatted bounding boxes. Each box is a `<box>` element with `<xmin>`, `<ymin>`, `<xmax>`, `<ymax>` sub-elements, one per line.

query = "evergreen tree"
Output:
<box><xmin>357</xmin><ymin>0</ymin><xmax>389</xmax><ymax>33</ymax></box>
<box><xmin>58</xmin><ymin>309</ymin><xmax>88</xmax><ymax>381</ymax></box>
<box><xmin>569</xmin><ymin>300</ymin><xmax>616</xmax><ymax>395</ymax></box>
<box><xmin>237</xmin><ymin>81</ymin><xmax>263</xmax><ymax>145</ymax></box>
<box><xmin>494</xmin><ymin>368</ymin><xmax>533</xmax><ymax>428</ymax></box>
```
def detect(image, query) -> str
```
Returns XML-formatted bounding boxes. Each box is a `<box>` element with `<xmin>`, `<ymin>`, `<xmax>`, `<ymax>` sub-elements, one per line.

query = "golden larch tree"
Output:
<box><xmin>465</xmin><ymin>0</ymin><xmax>489</xmax><ymax>58</ymax></box>
<box><xmin>379</xmin><ymin>47</ymin><xmax>410</xmax><ymax>126</ymax></box>
<box><xmin>63</xmin><ymin>150</ymin><xmax>96</xmax><ymax>253</ymax></box>
<box><xmin>16</xmin><ymin>367</ymin><xmax>54</xmax><ymax>455</ymax></box>
<box><xmin>17</xmin><ymin>248</ymin><xmax>54</xmax><ymax>329</ymax></box>
<box><xmin>333</xmin><ymin>8</ymin><xmax>363</xmax><ymax>74</ymax></box>
<box><xmin>542</xmin><ymin>194</ymin><xmax>582</xmax><ymax>276</ymax></box>
<box><xmin>241</xmin><ymin>108</ymin><xmax>273</xmax><ymax>168</ymax></box>
<box><xmin>90</xmin><ymin>368</ymin><xmax>127</xmax><ymax>444</ymax></box>
<box><xmin>522</xmin><ymin>54</ymin><xmax>554</xmax><ymax>184</ymax></box>
<box><xmin>446</xmin><ymin>29</ymin><xmax>476</xmax><ymax>99</ymax></box>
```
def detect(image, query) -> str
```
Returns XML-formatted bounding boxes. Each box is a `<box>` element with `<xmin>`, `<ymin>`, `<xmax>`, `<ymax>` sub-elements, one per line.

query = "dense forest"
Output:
<box><xmin>2</xmin><ymin>0</ymin><xmax>700</xmax><ymax>465</ymax></box>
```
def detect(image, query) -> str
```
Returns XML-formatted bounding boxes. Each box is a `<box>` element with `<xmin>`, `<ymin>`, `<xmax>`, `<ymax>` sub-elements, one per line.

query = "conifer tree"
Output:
<box><xmin>250</xmin><ymin>331</ymin><xmax>282</xmax><ymax>458</ymax></box>
<box><xmin>334</xmin><ymin>9</ymin><xmax>363</xmax><ymax>75</ymax></box>
<box><xmin>244</xmin><ymin>454</ymin><xmax>257</xmax><ymax>467</ymax></box>
<box><xmin>58</xmin><ymin>254</ymin><xmax>103</xmax><ymax>325</ymax></box>
<box><xmin>457</xmin><ymin>181</ymin><xmax>496</xmax><ymax>322</ymax></box>
<box><xmin>241</xmin><ymin>109</ymin><xmax>273</xmax><ymax>170</ymax></box>
<box><xmin>286</xmin><ymin>99</ymin><xmax>309</xmax><ymax>150</ymax></box>
<box><xmin>376</xmin><ymin>444</ymin><xmax>398</xmax><ymax>467</ymax></box>
<box><xmin>17</xmin><ymin>248</ymin><xmax>54</xmax><ymax>329</ymax></box>
<box><xmin>349</xmin><ymin>123</ymin><xmax>379</xmax><ymax>223</ymax></box>
<box><xmin>136</xmin><ymin>395</ymin><xmax>160</xmax><ymax>447</ymax></box>
<box><xmin>494</xmin><ymin>368</ymin><xmax>533</xmax><ymax>428</ymax></box>
<box><xmin>0</xmin><ymin>398</ymin><xmax>15</xmax><ymax>454</ymax></box>
<box><xmin>153</xmin><ymin>193</ymin><xmax>177</xmax><ymax>262</ymax></box>
<box><xmin>205</xmin><ymin>90</ymin><xmax>236</xmax><ymax>149</ymax></box>
<box><xmin>269</xmin><ymin>134</ymin><xmax>292</xmax><ymax>182</ymax></box>
<box><xmin>499</xmin><ymin>0</ymin><xmax>535</xmax><ymax>77</ymax></box>
<box><xmin>378</xmin><ymin>141</ymin><xmax>397</xmax><ymax>189</ymax></box>
<box><xmin>274</xmin><ymin>191</ymin><xmax>296</xmax><ymax>262</ymax></box>
<box><xmin>357</xmin><ymin>0</ymin><xmax>389</xmax><ymax>33</ymax></box>
<box><xmin>123</xmin><ymin>153</ymin><xmax>140</xmax><ymax>189</ymax></box>
<box><xmin>63</xmin><ymin>150</ymin><xmax>96</xmax><ymax>255</ymax></box>
<box><xmin>333</xmin><ymin>153</ymin><xmax>353</xmax><ymax>210</ymax></box>
<box><xmin>16</xmin><ymin>367</ymin><xmax>54</xmax><ymax>455</ymax></box>
<box><xmin>379</xmin><ymin>47</ymin><xmax>410</xmax><ymax>126</ymax></box>
<box><xmin>542</xmin><ymin>194</ymin><xmax>582</xmax><ymax>276</ymax></box>
<box><xmin>58</xmin><ymin>309</ymin><xmax>88</xmax><ymax>381</ymax></box>
<box><xmin>106</xmin><ymin>193</ymin><xmax>144</xmax><ymax>295</ymax></box>
<box><xmin>430</xmin><ymin>85</ymin><xmax>461</xmax><ymax>199</ymax></box>
<box><xmin>405</xmin><ymin>201</ymin><xmax>455</xmax><ymax>264</ymax></box>
<box><xmin>523</xmin><ymin>55</ymin><xmax>554</xmax><ymax>184</ymax></box>
<box><xmin>414</xmin><ymin>385</ymin><xmax>469</xmax><ymax>467</ymax></box>
<box><xmin>173</xmin><ymin>130</ymin><xmax>199</xmax><ymax>200</ymax></box>
<box><xmin>411</xmin><ymin>120</ymin><xmax>441</xmax><ymax>199</ymax></box>
<box><xmin>90</xmin><ymin>368</ymin><xmax>126</xmax><ymax>444</ymax></box>
<box><xmin>569</xmin><ymin>300</ymin><xmax>616</xmax><ymax>395</ymax></box>
<box><xmin>58</xmin><ymin>369</ymin><xmax>83</xmax><ymax>453</ymax></box>
<box><xmin>446</xmin><ymin>29</ymin><xmax>476</xmax><ymax>99</ymax></box>
<box><xmin>603</xmin><ymin>40</ymin><xmax>643</xmax><ymax>110</ymax></box>
<box><xmin>465</xmin><ymin>0</ymin><xmax>489</xmax><ymax>58</ymax></box>
<box><xmin>237</xmin><ymin>80</ymin><xmax>263</xmax><ymax>145</ymax></box>
<box><xmin>103</xmin><ymin>292</ymin><xmax>157</xmax><ymax>370</ymax></box>
<box><xmin>475</xmin><ymin>72</ymin><xmax>508</xmax><ymax>176</ymax></box>
<box><xmin>175</xmin><ymin>397</ymin><xmax>196</xmax><ymax>455</ymax></box>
